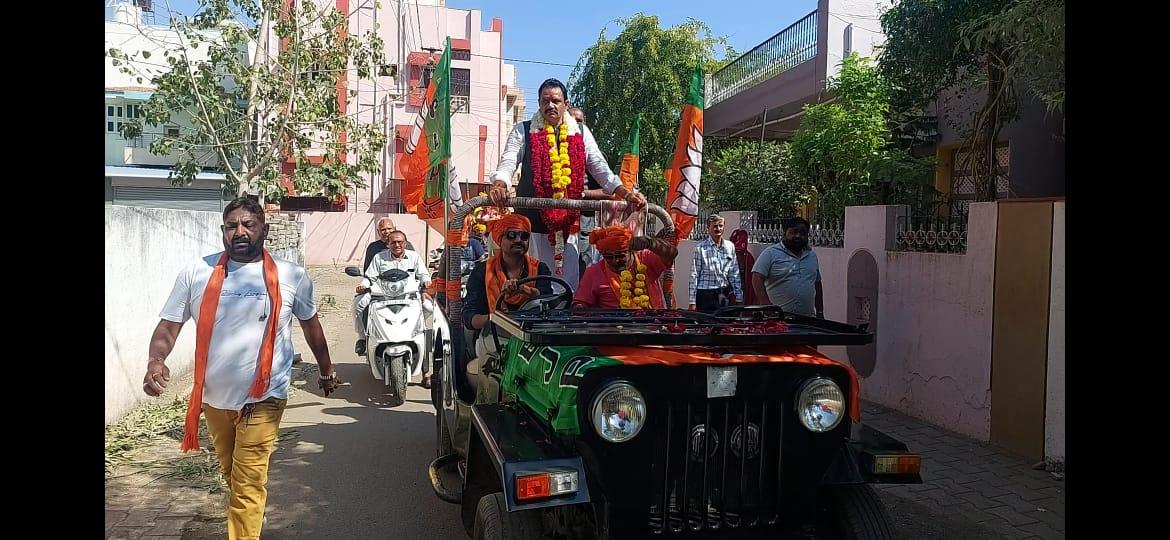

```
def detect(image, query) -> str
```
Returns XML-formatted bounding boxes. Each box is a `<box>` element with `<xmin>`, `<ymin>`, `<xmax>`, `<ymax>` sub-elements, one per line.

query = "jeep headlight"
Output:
<box><xmin>795</xmin><ymin>378</ymin><xmax>845</xmax><ymax>433</ymax></box>
<box><xmin>591</xmin><ymin>381</ymin><xmax>646</xmax><ymax>442</ymax></box>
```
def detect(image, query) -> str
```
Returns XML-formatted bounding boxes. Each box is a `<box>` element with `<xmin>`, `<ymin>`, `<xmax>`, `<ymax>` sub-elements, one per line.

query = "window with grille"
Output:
<box><xmin>421</xmin><ymin>66</ymin><xmax>433</xmax><ymax>90</ymax></box>
<box><xmin>951</xmin><ymin>143</ymin><xmax>1010</xmax><ymax>216</ymax></box>
<box><xmin>300</xmin><ymin>62</ymin><xmax>334</xmax><ymax>84</ymax></box>
<box><xmin>106</xmin><ymin>103</ymin><xmax>139</xmax><ymax>136</ymax></box>
<box><xmin>450</xmin><ymin>68</ymin><xmax>471</xmax><ymax>114</ymax></box>
<box><xmin>452</xmin><ymin>48</ymin><xmax>471</xmax><ymax>61</ymax></box>
<box><xmin>451</xmin><ymin>68</ymin><xmax>470</xmax><ymax>97</ymax></box>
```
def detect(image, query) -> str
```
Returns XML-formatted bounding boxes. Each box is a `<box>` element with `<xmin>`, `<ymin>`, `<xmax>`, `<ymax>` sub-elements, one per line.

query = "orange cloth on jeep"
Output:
<box><xmin>594</xmin><ymin>345</ymin><xmax>861</xmax><ymax>421</ymax></box>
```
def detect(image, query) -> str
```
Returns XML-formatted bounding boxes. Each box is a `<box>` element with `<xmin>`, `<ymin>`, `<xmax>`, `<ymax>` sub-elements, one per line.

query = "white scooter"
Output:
<box><xmin>345</xmin><ymin>265</ymin><xmax>450</xmax><ymax>404</ymax></box>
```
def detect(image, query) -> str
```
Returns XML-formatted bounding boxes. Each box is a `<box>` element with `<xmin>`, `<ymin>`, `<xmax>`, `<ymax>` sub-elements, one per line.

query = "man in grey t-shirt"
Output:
<box><xmin>751</xmin><ymin>217</ymin><xmax>824</xmax><ymax>317</ymax></box>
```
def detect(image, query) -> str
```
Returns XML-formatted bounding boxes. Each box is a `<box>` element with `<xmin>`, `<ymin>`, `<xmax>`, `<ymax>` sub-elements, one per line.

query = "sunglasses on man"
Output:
<box><xmin>504</xmin><ymin>230</ymin><xmax>530</xmax><ymax>241</ymax></box>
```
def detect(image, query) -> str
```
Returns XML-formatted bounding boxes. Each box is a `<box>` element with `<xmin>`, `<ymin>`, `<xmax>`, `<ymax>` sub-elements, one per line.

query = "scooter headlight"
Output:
<box><xmin>387</xmin><ymin>280</ymin><xmax>405</xmax><ymax>295</ymax></box>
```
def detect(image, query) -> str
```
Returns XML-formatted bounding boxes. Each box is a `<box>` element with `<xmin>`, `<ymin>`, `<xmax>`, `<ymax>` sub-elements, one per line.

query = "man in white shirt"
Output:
<box><xmin>355</xmin><ymin>230</ymin><xmax>431</xmax><ymax>343</ymax></box>
<box><xmin>487</xmin><ymin>78</ymin><xmax>647</xmax><ymax>290</ymax></box>
<box><xmin>141</xmin><ymin>197</ymin><xmax>339</xmax><ymax>539</ymax></box>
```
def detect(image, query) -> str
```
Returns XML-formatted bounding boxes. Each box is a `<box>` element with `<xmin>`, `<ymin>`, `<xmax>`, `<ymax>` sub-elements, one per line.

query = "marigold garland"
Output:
<box><xmin>618</xmin><ymin>260</ymin><xmax>651</xmax><ymax>309</ymax></box>
<box><xmin>529</xmin><ymin>113</ymin><xmax>586</xmax><ymax>274</ymax></box>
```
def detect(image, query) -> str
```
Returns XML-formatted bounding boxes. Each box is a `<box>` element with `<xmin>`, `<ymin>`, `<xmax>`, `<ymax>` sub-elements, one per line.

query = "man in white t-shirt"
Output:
<box><xmin>141</xmin><ymin>197</ymin><xmax>340</xmax><ymax>540</ymax></box>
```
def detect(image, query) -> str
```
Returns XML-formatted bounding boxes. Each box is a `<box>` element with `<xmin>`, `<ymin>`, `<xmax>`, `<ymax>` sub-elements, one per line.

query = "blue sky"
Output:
<box><xmin>122</xmin><ymin>0</ymin><xmax>816</xmax><ymax>100</ymax></box>
<box><xmin>458</xmin><ymin>0</ymin><xmax>817</xmax><ymax>99</ymax></box>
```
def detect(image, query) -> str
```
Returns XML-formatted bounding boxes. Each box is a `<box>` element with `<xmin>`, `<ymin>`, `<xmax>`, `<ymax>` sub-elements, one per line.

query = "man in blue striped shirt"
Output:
<box><xmin>688</xmin><ymin>214</ymin><xmax>742</xmax><ymax>312</ymax></box>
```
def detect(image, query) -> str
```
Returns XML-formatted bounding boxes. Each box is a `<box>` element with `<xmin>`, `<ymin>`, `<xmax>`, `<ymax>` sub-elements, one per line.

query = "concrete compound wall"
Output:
<box><xmin>105</xmin><ymin>206</ymin><xmax>306</xmax><ymax>425</ymax></box>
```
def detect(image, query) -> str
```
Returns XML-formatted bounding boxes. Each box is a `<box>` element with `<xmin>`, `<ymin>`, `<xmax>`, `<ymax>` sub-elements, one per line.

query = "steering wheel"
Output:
<box><xmin>490</xmin><ymin>275</ymin><xmax>574</xmax><ymax>354</ymax></box>
<box><xmin>493</xmin><ymin>275</ymin><xmax>574</xmax><ymax>313</ymax></box>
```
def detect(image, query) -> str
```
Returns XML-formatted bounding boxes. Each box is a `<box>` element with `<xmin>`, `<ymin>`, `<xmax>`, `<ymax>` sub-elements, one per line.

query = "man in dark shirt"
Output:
<box><xmin>462</xmin><ymin>215</ymin><xmax>554</xmax><ymax>346</ymax></box>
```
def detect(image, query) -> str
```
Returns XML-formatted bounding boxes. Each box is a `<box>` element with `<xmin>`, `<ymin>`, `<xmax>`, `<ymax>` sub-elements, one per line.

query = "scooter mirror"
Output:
<box><xmin>344</xmin><ymin>266</ymin><xmax>362</xmax><ymax>277</ymax></box>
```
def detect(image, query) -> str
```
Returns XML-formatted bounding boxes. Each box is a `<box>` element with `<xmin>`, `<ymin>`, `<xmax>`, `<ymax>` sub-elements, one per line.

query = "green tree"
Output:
<box><xmin>879</xmin><ymin>0</ymin><xmax>1062</xmax><ymax>202</ymax></box>
<box><xmin>878</xmin><ymin>0</ymin><xmax>1009</xmax><ymax>111</ymax></box>
<box><xmin>962</xmin><ymin>0</ymin><xmax>1064</xmax><ymax>114</ymax></box>
<box><xmin>568</xmin><ymin>14</ymin><xmax>734</xmax><ymax>190</ymax></box>
<box><xmin>789</xmin><ymin>54</ymin><xmax>931</xmax><ymax>219</ymax></box>
<box><xmin>107</xmin><ymin>0</ymin><xmax>387</xmax><ymax>200</ymax></box>
<box><xmin>639</xmin><ymin>163</ymin><xmax>667</xmax><ymax>207</ymax></box>
<box><xmin>702</xmin><ymin>139</ymin><xmax>808</xmax><ymax>218</ymax></box>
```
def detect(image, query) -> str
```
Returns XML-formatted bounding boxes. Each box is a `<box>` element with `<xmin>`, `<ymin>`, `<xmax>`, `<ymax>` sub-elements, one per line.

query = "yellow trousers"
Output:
<box><xmin>203</xmin><ymin>397</ymin><xmax>286</xmax><ymax>540</ymax></box>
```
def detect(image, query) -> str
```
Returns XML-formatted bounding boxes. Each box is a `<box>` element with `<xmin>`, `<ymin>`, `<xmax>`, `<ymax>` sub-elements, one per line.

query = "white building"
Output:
<box><xmin>301</xmin><ymin>0</ymin><xmax>526</xmax><ymax>213</ymax></box>
<box><xmin>103</xmin><ymin>0</ymin><xmax>251</xmax><ymax>211</ymax></box>
<box><xmin>275</xmin><ymin>0</ymin><xmax>528</xmax><ymax>264</ymax></box>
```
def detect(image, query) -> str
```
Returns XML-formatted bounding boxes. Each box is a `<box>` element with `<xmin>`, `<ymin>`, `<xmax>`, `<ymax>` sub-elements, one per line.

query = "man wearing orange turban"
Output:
<box><xmin>573</xmin><ymin>224</ymin><xmax>678</xmax><ymax>309</ymax></box>
<box><xmin>462</xmin><ymin>216</ymin><xmax>488</xmax><ymax>266</ymax></box>
<box><xmin>462</xmin><ymin>213</ymin><xmax>554</xmax><ymax>334</ymax></box>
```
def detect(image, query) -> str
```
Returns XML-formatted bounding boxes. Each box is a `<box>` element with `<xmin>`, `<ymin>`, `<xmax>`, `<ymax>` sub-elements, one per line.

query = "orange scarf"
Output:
<box><xmin>485</xmin><ymin>254</ymin><xmax>540</xmax><ymax>313</ymax></box>
<box><xmin>180</xmin><ymin>250</ymin><xmax>282</xmax><ymax>452</ymax></box>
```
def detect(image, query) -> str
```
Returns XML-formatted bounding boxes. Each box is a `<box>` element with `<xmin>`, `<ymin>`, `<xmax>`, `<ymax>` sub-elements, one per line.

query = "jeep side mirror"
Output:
<box><xmin>344</xmin><ymin>266</ymin><xmax>362</xmax><ymax>277</ymax></box>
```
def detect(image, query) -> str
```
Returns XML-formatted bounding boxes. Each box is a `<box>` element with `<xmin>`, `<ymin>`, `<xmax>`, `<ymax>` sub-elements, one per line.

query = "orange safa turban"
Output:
<box><xmin>589</xmin><ymin>225</ymin><xmax>633</xmax><ymax>253</ymax></box>
<box><xmin>487</xmin><ymin>213</ymin><xmax>532</xmax><ymax>245</ymax></box>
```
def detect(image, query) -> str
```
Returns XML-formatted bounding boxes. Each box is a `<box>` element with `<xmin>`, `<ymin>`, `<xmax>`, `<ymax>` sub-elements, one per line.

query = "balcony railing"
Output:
<box><xmin>708</xmin><ymin>10</ymin><xmax>818</xmax><ymax>107</ymax></box>
<box><xmin>451</xmin><ymin>95</ymin><xmax>469</xmax><ymax>114</ymax></box>
<box><xmin>122</xmin><ymin>132</ymin><xmax>223</xmax><ymax>168</ymax></box>
<box><xmin>894</xmin><ymin>214</ymin><xmax>969</xmax><ymax>254</ymax></box>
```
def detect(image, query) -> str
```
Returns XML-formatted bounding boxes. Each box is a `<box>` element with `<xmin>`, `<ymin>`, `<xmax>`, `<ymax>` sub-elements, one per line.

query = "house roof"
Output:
<box><xmin>105</xmin><ymin>165</ymin><xmax>227</xmax><ymax>182</ymax></box>
<box><xmin>105</xmin><ymin>88</ymin><xmax>155</xmax><ymax>100</ymax></box>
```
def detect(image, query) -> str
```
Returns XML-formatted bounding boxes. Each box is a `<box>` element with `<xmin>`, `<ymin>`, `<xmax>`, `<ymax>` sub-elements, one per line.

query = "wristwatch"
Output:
<box><xmin>319</xmin><ymin>371</ymin><xmax>337</xmax><ymax>381</ymax></box>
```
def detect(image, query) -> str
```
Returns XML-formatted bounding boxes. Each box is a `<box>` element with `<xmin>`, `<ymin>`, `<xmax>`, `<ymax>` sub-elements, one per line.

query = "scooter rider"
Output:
<box><xmin>354</xmin><ymin>218</ymin><xmax>413</xmax><ymax>353</ymax></box>
<box><xmin>363</xmin><ymin>217</ymin><xmax>415</xmax><ymax>272</ymax></box>
<box><xmin>355</xmin><ymin>231</ymin><xmax>434</xmax><ymax>386</ymax></box>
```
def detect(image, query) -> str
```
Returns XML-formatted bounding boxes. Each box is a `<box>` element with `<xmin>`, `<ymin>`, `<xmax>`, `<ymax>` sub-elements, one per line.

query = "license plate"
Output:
<box><xmin>706</xmin><ymin>366</ymin><xmax>737</xmax><ymax>398</ymax></box>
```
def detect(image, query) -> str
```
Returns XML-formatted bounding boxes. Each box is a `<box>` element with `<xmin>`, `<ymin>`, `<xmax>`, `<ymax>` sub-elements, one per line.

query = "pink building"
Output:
<box><xmin>275</xmin><ymin>0</ymin><xmax>526</xmax><ymax>263</ymax></box>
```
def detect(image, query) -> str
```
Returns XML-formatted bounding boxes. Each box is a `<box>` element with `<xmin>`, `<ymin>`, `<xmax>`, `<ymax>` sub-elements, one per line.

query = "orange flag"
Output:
<box><xmin>663</xmin><ymin>61</ymin><xmax>704</xmax><ymax>241</ymax></box>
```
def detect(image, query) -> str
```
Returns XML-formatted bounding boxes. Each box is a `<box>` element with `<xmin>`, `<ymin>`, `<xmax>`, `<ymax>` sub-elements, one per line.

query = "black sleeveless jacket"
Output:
<box><xmin>512</xmin><ymin>120</ymin><xmax>603</xmax><ymax>234</ymax></box>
